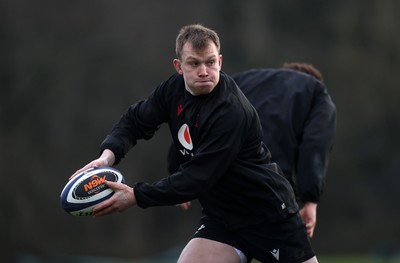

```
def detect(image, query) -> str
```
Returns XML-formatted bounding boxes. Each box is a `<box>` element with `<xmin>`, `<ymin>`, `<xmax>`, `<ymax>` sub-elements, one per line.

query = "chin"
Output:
<box><xmin>196</xmin><ymin>86</ymin><xmax>215</xmax><ymax>95</ymax></box>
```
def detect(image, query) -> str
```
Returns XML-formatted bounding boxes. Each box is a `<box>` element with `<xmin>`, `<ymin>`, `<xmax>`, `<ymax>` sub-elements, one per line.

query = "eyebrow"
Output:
<box><xmin>185</xmin><ymin>54</ymin><xmax>217</xmax><ymax>61</ymax></box>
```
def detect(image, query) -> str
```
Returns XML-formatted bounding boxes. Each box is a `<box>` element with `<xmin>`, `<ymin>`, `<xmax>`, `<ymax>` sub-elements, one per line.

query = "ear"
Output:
<box><xmin>218</xmin><ymin>54</ymin><xmax>223</xmax><ymax>68</ymax></box>
<box><xmin>173</xmin><ymin>59</ymin><xmax>183</xmax><ymax>74</ymax></box>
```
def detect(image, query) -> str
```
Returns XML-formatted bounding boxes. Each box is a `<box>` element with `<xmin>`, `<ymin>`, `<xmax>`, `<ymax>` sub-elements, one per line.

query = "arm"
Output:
<box><xmin>100</xmin><ymin>84</ymin><xmax>170</xmax><ymax>165</ymax></box>
<box><xmin>297</xmin><ymin>82</ymin><xmax>336</xmax><ymax>203</ymax></box>
<box><xmin>69</xmin><ymin>80</ymin><xmax>174</xmax><ymax>217</ymax></box>
<box><xmin>69</xmin><ymin>149</ymin><xmax>116</xmax><ymax>180</ymax></box>
<box><xmin>297</xmin><ymin>81</ymin><xmax>336</xmax><ymax>237</ymax></box>
<box><xmin>134</xmin><ymin>115</ymin><xmax>246</xmax><ymax>208</ymax></box>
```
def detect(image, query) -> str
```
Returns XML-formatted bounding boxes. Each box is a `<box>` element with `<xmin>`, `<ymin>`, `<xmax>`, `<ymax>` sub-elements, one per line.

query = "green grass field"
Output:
<box><xmin>252</xmin><ymin>255</ymin><xmax>400</xmax><ymax>263</ymax></box>
<box><xmin>124</xmin><ymin>254</ymin><xmax>400</xmax><ymax>263</ymax></box>
<box><xmin>316</xmin><ymin>255</ymin><xmax>400</xmax><ymax>263</ymax></box>
<box><xmin>17</xmin><ymin>253</ymin><xmax>400</xmax><ymax>263</ymax></box>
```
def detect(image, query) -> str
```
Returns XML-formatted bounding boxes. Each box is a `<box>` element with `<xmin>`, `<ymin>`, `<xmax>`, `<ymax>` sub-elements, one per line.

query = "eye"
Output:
<box><xmin>188</xmin><ymin>61</ymin><xmax>198</xmax><ymax>67</ymax></box>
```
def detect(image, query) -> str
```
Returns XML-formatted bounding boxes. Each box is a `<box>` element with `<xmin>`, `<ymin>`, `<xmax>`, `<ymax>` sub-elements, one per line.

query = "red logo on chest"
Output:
<box><xmin>177</xmin><ymin>104</ymin><xmax>183</xmax><ymax>116</ymax></box>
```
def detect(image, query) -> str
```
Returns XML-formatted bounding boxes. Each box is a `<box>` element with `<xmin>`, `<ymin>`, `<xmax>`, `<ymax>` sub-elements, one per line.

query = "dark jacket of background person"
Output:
<box><xmin>231</xmin><ymin>68</ymin><xmax>336</xmax><ymax>204</ymax></box>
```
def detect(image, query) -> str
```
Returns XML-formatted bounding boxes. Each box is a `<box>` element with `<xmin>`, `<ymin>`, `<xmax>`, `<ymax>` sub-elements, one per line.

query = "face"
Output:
<box><xmin>173</xmin><ymin>41</ymin><xmax>222</xmax><ymax>96</ymax></box>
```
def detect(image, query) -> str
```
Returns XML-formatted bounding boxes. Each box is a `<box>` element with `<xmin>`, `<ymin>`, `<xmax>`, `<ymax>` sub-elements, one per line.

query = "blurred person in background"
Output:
<box><xmin>232</xmin><ymin>63</ymin><xmax>336</xmax><ymax>238</ymax></box>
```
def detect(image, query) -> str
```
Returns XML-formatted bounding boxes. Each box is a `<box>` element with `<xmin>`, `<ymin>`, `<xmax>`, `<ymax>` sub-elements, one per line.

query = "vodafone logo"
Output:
<box><xmin>178</xmin><ymin>124</ymin><xmax>193</xmax><ymax>150</ymax></box>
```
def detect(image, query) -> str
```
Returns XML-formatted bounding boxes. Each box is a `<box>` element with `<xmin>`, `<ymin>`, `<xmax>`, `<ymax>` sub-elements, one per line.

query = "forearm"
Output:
<box><xmin>70</xmin><ymin>149</ymin><xmax>116</xmax><ymax>180</ymax></box>
<box><xmin>99</xmin><ymin>149</ymin><xmax>116</xmax><ymax>166</ymax></box>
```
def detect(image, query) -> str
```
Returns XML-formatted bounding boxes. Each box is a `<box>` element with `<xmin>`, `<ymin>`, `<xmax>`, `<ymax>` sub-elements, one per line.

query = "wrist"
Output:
<box><xmin>100</xmin><ymin>149</ymin><xmax>116</xmax><ymax>166</ymax></box>
<box><xmin>304</xmin><ymin>201</ymin><xmax>318</xmax><ymax>208</ymax></box>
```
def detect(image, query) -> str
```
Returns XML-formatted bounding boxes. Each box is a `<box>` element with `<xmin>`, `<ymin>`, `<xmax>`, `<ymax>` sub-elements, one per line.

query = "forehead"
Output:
<box><xmin>181</xmin><ymin>41</ymin><xmax>219</xmax><ymax>60</ymax></box>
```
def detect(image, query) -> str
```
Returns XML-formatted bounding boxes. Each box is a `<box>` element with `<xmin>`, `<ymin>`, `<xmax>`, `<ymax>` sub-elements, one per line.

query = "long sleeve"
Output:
<box><xmin>296</xmin><ymin>81</ymin><xmax>336</xmax><ymax>203</ymax></box>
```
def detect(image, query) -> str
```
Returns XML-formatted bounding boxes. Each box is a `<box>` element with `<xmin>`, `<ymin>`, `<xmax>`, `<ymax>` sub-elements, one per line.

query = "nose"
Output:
<box><xmin>198</xmin><ymin>63</ymin><xmax>208</xmax><ymax>77</ymax></box>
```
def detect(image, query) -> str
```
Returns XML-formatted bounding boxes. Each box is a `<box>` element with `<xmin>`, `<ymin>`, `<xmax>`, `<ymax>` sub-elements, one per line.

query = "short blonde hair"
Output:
<box><xmin>175</xmin><ymin>24</ymin><xmax>220</xmax><ymax>59</ymax></box>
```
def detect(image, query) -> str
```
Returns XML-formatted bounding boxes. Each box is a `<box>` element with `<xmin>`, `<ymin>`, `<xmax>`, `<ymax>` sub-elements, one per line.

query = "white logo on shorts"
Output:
<box><xmin>270</xmin><ymin>249</ymin><xmax>279</xmax><ymax>261</ymax></box>
<box><xmin>195</xmin><ymin>224</ymin><xmax>206</xmax><ymax>234</ymax></box>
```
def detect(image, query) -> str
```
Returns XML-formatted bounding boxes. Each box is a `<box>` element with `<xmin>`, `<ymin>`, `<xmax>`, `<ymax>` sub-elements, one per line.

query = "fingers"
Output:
<box><xmin>299</xmin><ymin>202</ymin><xmax>318</xmax><ymax>238</ymax></box>
<box><xmin>305</xmin><ymin>222</ymin><xmax>315</xmax><ymax>238</ymax></box>
<box><xmin>92</xmin><ymin>197</ymin><xmax>115</xmax><ymax>217</ymax></box>
<box><xmin>308</xmin><ymin>226</ymin><xmax>314</xmax><ymax>238</ymax></box>
<box><xmin>302</xmin><ymin>217</ymin><xmax>316</xmax><ymax>238</ymax></box>
<box><xmin>91</xmin><ymin>182</ymin><xmax>119</xmax><ymax>217</ymax></box>
<box><xmin>69</xmin><ymin>165</ymin><xmax>91</xmax><ymax>180</ymax></box>
<box><xmin>177</xmin><ymin>201</ymin><xmax>192</xmax><ymax>210</ymax></box>
<box><xmin>69</xmin><ymin>160</ymin><xmax>106</xmax><ymax>180</ymax></box>
<box><xmin>92</xmin><ymin>181</ymin><xmax>136</xmax><ymax>217</ymax></box>
<box><xmin>104</xmin><ymin>180</ymin><xmax>124</xmax><ymax>190</ymax></box>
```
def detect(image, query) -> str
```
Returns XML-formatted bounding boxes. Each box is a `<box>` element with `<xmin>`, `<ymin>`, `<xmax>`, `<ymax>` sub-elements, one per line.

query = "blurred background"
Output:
<box><xmin>1</xmin><ymin>0</ymin><xmax>400</xmax><ymax>262</ymax></box>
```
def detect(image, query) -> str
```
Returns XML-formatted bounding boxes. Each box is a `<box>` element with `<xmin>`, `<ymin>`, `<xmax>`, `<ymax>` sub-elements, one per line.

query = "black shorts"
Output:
<box><xmin>192</xmin><ymin>213</ymin><xmax>315</xmax><ymax>263</ymax></box>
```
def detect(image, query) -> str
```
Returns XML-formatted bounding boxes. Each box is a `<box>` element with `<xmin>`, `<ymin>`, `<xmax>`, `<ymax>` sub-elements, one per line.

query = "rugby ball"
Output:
<box><xmin>60</xmin><ymin>166</ymin><xmax>125</xmax><ymax>216</ymax></box>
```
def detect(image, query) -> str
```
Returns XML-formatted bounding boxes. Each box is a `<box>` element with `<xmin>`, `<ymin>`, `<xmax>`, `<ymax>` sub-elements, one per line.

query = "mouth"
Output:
<box><xmin>188</xmin><ymin>80</ymin><xmax>216</xmax><ymax>95</ymax></box>
<box><xmin>196</xmin><ymin>79</ymin><xmax>213</xmax><ymax>85</ymax></box>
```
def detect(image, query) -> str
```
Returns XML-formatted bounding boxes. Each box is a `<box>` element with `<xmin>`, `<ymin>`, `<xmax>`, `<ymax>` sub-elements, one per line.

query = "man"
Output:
<box><xmin>232</xmin><ymin>63</ymin><xmax>336</xmax><ymax>238</ymax></box>
<box><xmin>71</xmin><ymin>24</ymin><xmax>318</xmax><ymax>263</ymax></box>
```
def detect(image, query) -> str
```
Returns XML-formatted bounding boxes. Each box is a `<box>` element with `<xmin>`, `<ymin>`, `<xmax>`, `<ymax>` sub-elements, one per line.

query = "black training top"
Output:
<box><xmin>232</xmin><ymin>69</ymin><xmax>337</xmax><ymax>203</ymax></box>
<box><xmin>100</xmin><ymin>71</ymin><xmax>298</xmax><ymax>229</ymax></box>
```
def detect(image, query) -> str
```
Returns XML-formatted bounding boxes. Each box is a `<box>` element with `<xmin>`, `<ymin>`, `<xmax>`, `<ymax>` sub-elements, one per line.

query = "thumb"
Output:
<box><xmin>104</xmin><ymin>180</ymin><xmax>122</xmax><ymax>190</ymax></box>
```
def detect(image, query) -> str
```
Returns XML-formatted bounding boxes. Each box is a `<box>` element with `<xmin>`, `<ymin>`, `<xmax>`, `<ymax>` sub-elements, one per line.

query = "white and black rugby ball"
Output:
<box><xmin>60</xmin><ymin>166</ymin><xmax>125</xmax><ymax>216</ymax></box>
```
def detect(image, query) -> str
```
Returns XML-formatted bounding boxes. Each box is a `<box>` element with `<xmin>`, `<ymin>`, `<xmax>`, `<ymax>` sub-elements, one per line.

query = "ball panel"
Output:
<box><xmin>69</xmin><ymin>204</ymin><xmax>97</xmax><ymax>216</ymax></box>
<box><xmin>73</xmin><ymin>171</ymin><xmax>116</xmax><ymax>198</ymax></box>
